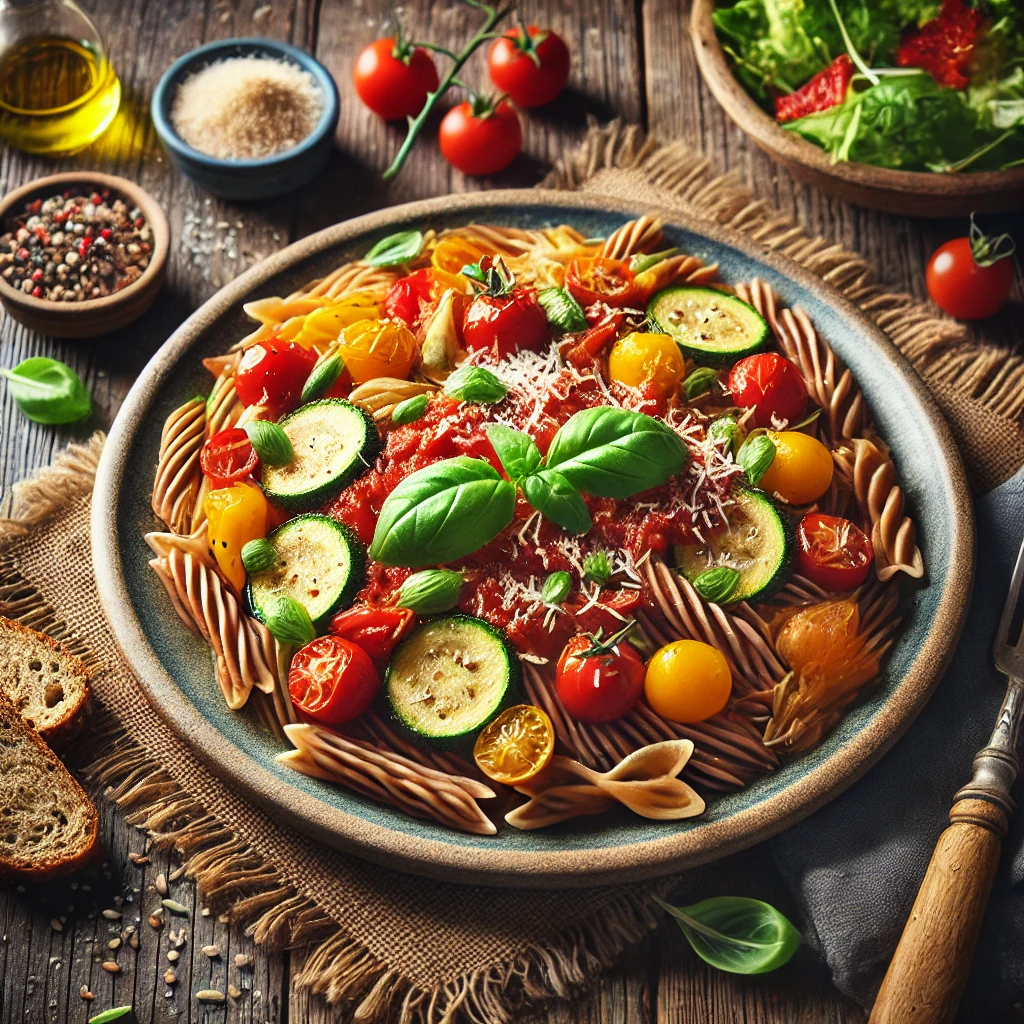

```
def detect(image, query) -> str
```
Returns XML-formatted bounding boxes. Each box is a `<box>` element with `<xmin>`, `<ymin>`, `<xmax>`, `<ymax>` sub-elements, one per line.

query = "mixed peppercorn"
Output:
<box><xmin>0</xmin><ymin>188</ymin><xmax>152</xmax><ymax>301</ymax></box>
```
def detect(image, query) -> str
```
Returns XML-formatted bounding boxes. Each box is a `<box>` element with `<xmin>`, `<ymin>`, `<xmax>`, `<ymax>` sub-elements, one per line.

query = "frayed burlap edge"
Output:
<box><xmin>0</xmin><ymin>432</ymin><xmax>662</xmax><ymax>1024</ymax></box>
<box><xmin>543</xmin><ymin>119</ymin><xmax>1024</xmax><ymax>424</ymax></box>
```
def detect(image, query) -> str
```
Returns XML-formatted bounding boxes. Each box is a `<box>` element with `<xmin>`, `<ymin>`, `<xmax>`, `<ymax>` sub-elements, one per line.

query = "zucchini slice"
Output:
<box><xmin>261</xmin><ymin>399</ymin><xmax>380</xmax><ymax>512</ymax></box>
<box><xmin>674</xmin><ymin>487</ymin><xmax>792</xmax><ymax>604</ymax></box>
<box><xmin>648</xmin><ymin>286</ymin><xmax>770</xmax><ymax>366</ymax></box>
<box><xmin>385</xmin><ymin>614</ymin><xmax>521</xmax><ymax>747</ymax></box>
<box><xmin>247</xmin><ymin>514</ymin><xmax>364</xmax><ymax>629</ymax></box>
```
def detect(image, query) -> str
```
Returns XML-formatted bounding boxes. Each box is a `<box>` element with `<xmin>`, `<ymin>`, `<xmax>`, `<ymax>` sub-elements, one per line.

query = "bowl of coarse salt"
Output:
<box><xmin>151</xmin><ymin>38</ymin><xmax>339</xmax><ymax>201</ymax></box>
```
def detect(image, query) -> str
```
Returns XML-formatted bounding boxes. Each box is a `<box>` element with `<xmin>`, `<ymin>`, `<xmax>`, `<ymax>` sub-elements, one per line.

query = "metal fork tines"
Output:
<box><xmin>995</xmin><ymin>537</ymin><xmax>1024</xmax><ymax>680</ymax></box>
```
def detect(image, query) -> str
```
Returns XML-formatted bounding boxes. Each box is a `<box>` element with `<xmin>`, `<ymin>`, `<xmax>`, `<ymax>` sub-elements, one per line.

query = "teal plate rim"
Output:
<box><xmin>91</xmin><ymin>189</ymin><xmax>975</xmax><ymax>889</ymax></box>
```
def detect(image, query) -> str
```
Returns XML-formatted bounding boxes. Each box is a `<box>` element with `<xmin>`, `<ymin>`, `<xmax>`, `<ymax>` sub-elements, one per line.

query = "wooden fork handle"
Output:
<box><xmin>869</xmin><ymin>751</ymin><xmax>1015</xmax><ymax>1024</ymax></box>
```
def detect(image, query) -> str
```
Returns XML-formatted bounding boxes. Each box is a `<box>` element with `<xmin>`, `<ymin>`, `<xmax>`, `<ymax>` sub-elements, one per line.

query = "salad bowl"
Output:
<box><xmin>92</xmin><ymin>189</ymin><xmax>973</xmax><ymax>888</ymax></box>
<box><xmin>691</xmin><ymin>0</ymin><xmax>1024</xmax><ymax>217</ymax></box>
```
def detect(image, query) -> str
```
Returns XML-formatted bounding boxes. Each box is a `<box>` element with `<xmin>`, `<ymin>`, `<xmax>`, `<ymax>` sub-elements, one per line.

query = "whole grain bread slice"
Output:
<box><xmin>0</xmin><ymin>690</ymin><xmax>98</xmax><ymax>882</ymax></box>
<box><xmin>0</xmin><ymin>617</ymin><xmax>90</xmax><ymax>748</ymax></box>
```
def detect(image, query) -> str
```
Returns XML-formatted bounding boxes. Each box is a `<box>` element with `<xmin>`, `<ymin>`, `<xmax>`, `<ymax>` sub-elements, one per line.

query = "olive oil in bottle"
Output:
<box><xmin>0</xmin><ymin>1</ymin><xmax>120</xmax><ymax>154</ymax></box>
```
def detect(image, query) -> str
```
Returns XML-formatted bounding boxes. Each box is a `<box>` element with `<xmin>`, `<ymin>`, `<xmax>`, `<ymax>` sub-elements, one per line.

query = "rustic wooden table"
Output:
<box><xmin>1</xmin><ymin>1</ymin><xmax>1020</xmax><ymax>1022</ymax></box>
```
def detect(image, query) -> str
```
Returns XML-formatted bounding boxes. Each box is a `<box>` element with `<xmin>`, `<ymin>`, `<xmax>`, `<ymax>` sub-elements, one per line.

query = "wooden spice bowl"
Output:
<box><xmin>690</xmin><ymin>0</ymin><xmax>1024</xmax><ymax>217</ymax></box>
<box><xmin>0</xmin><ymin>172</ymin><xmax>169</xmax><ymax>339</ymax></box>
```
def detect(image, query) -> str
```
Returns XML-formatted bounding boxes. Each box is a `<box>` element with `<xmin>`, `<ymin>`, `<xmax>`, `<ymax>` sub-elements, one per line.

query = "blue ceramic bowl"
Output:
<box><xmin>151</xmin><ymin>38</ymin><xmax>339</xmax><ymax>201</ymax></box>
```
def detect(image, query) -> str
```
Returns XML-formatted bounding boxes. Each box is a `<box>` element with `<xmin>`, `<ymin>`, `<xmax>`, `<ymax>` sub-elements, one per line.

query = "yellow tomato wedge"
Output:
<box><xmin>339</xmin><ymin>317</ymin><xmax>417</xmax><ymax>383</ymax></box>
<box><xmin>474</xmin><ymin>704</ymin><xmax>555</xmax><ymax>785</ymax></box>
<box><xmin>204</xmin><ymin>481</ymin><xmax>269</xmax><ymax>592</ymax></box>
<box><xmin>291</xmin><ymin>293</ymin><xmax>382</xmax><ymax>351</ymax></box>
<box><xmin>759</xmin><ymin>430</ymin><xmax>834</xmax><ymax>505</ymax></box>
<box><xmin>644</xmin><ymin>639</ymin><xmax>732</xmax><ymax>723</ymax></box>
<box><xmin>607</xmin><ymin>331</ymin><xmax>686</xmax><ymax>400</ymax></box>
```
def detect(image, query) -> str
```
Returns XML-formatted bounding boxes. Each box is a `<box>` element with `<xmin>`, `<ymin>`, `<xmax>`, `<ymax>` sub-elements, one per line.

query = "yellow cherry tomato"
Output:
<box><xmin>758</xmin><ymin>430</ymin><xmax>834</xmax><ymax>505</ymax></box>
<box><xmin>338</xmin><ymin>317</ymin><xmax>418</xmax><ymax>383</ymax></box>
<box><xmin>607</xmin><ymin>332</ymin><xmax>686</xmax><ymax>400</ymax></box>
<box><xmin>473</xmin><ymin>704</ymin><xmax>555</xmax><ymax>785</ymax></box>
<box><xmin>432</xmin><ymin>236</ymin><xmax>489</xmax><ymax>277</ymax></box>
<box><xmin>204</xmin><ymin>481</ymin><xmax>269</xmax><ymax>592</ymax></box>
<box><xmin>644</xmin><ymin>640</ymin><xmax>732</xmax><ymax>724</ymax></box>
<box><xmin>291</xmin><ymin>293</ymin><xmax>381</xmax><ymax>351</ymax></box>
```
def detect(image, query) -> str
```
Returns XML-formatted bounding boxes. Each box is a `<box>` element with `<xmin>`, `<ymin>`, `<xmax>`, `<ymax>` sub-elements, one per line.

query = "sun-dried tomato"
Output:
<box><xmin>775</xmin><ymin>55</ymin><xmax>855</xmax><ymax>124</ymax></box>
<box><xmin>896</xmin><ymin>0</ymin><xmax>983</xmax><ymax>90</ymax></box>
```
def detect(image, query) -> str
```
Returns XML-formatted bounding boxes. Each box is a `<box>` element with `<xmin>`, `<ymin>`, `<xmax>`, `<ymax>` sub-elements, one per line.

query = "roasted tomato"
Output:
<box><xmin>727</xmin><ymin>353</ymin><xmax>808</xmax><ymax>427</ymax></box>
<box><xmin>896</xmin><ymin>0</ymin><xmax>982</xmax><ymax>90</ymax></box>
<box><xmin>775</xmin><ymin>54</ymin><xmax>854</xmax><ymax>123</ymax></box>
<box><xmin>235</xmin><ymin>339</ymin><xmax>318</xmax><ymax>415</ymax></box>
<box><xmin>563</xmin><ymin>312</ymin><xmax>625</xmax><ymax>369</ymax></box>
<box><xmin>758</xmin><ymin>430</ymin><xmax>834</xmax><ymax>505</ymax></box>
<box><xmin>328</xmin><ymin>605</ymin><xmax>416</xmax><ymax>673</ymax></box>
<box><xmin>353</xmin><ymin>37</ymin><xmax>439</xmax><ymax>120</ymax></box>
<box><xmin>555</xmin><ymin>626</ymin><xmax>645</xmax><ymax>723</ymax></box>
<box><xmin>473</xmin><ymin>704</ymin><xmax>555</xmax><ymax>784</ymax></box>
<box><xmin>644</xmin><ymin>639</ymin><xmax>732</xmax><ymax>723</ymax></box>
<box><xmin>463</xmin><ymin>287</ymin><xmax>548</xmax><ymax>358</ymax></box>
<box><xmin>200</xmin><ymin>427</ymin><xmax>258</xmax><ymax>489</ymax></box>
<box><xmin>204</xmin><ymin>482</ymin><xmax>268</xmax><ymax>592</ymax></box>
<box><xmin>564</xmin><ymin>257</ymin><xmax>637</xmax><ymax>309</ymax></box>
<box><xmin>288</xmin><ymin>635</ymin><xmax>380</xmax><ymax>726</ymax></box>
<box><xmin>384</xmin><ymin>269</ymin><xmax>436</xmax><ymax>329</ymax></box>
<box><xmin>338</xmin><ymin>318</ymin><xmax>418</xmax><ymax>383</ymax></box>
<box><xmin>607</xmin><ymin>331</ymin><xmax>685</xmax><ymax>400</ymax></box>
<box><xmin>439</xmin><ymin>98</ymin><xmax>522</xmax><ymax>176</ymax></box>
<box><xmin>487</xmin><ymin>25</ymin><xmax>570</xmax><ymax>108</ymax></box>
<box><xmin>796</xmin><ymin>512</ymin><xmax>874</xmax><ymax>591</ymax></box>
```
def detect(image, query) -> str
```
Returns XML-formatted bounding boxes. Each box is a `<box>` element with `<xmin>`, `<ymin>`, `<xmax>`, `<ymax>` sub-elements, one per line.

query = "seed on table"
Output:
<box><xmin>202</xmin><ymin>944</ymin><xmax>220</xmax><ymax>958</ymax></box>
<box><xmin>235</xmin><ymin>954</ymin><xmax>253</xmax><ymax>969</ymax></box>
<box><xmin>228</xmin><ymin>984</ymin><xmax>242</xmax><ymax>999</ymax></box>
<box><xmin>79</xmin><ymin>986</ymin><xmax>93</xmax><ymax>1000</ymax></box>
<box><xmin>166</xmin><ymin>950</ymin><xmax>179</xmax><ymax>962</ymax></box>
<box><xmin>201</xmin><ymin>907</ymin><xmax>211</xmax><ymax>917</ymax></box>
<box><xmin>148</xmin><ymin>910</ymin><xmax>164</xmax><ymax>929</ymax></box>
<box><xmin>101</xmin><ymin>962</ymin><xmax>120</xmax><ymax>974</ymax></box>
<box><xmin>102</xmin><ymin>909</ymin><xmax>122</xmax><ymax>921</ymax></box>
<box><xmin>129</xmin><ymin>932</ymin><xmax>139</xmax><ymax>949</ymax></box>
<box><xmin>108</xmin><ymin>939</ymin><xmax>121</xmax><ymax>951</ymax></box>
<box><xmin>162</xmin><ymin>899</ymin><xmax>189</xmax><ymax>915</ymax></box>
<box><xmin>128</xmin><ymin>852</ymin><xmax>149</xmax><ymax>866</ymax></box>
<box><xmin>164</xmin><ymin>969</ymin><xmax>177</xmax><ymax>985</ymax></box>
<box><xmin>50</xmin><ymin>919</ymin><xmax>63</xmax><ymax>932</ymax></box>
<box><xmin>155</xmin><ymin>872</ymin><xmax>168</xmax><ymax>896</ymax></box>
<box><xmin>197</xmin><ymin>990</ymin><xmax>225</xmax><ymax>1003</ymax></box>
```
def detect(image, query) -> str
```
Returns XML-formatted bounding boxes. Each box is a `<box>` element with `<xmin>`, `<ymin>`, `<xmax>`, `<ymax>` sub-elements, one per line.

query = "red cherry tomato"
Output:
<box><xmin>488</xmin><ymin>25</ymin><xmax>570</xmax><ymax>108</ymax></box>
<box><xmin>200</xmin><ymin>427</ymin><xmax>258</xmax><ymax>488</ymax></box>
<box><xmin>555</xmin><ymin>630</ymin><xmax>645</xmax><ymax>723</ymax></box>
<box><xmin>926</xmin><ymin>235</ymin><xmax>1015</xmax><ymax>321</ymax></box>
<box><xmin>564</xmin><ymin>257</ymin><xmax>637</xmax><ymax>309</ymax></box>
<box><xmin>353</xmin><ymin>37</ymin><xmax>439</xmax><ymax>121</ymax></box>
<box><xmin>384</xmin><ymin>268</ymin><xmax>436</xmax><ymax>329</ymax></box>
<box><xmin>288</xmin><ymin>635</ymin><xmax>380</xmax><ymax>726</ymax></box>
<box><xmin>462</xmin><ymin>287</ymin><xmax>548</xmax><ymax>358</ymax></box>
<box><xmin>438</xmin><ymin>99</ymin><xmax>522</xmax><ymax>177</ymax></box>
<box><xmin>328</xmin><ymin>605</ymin><xmax>415</xmax><ymax>674</ymax></box>
<box><xmin>727</xmin><ymin>353</ymin><xmax>808</xmax><ymax>427</ymax></box>
<box><xmin>235</xmin><ymin>339</ymin><xmax>318</xmax><ymax>415</ymax></box>
<box><xmin>795</xmin><ymin>512</ymin><xmax>875</xmax><ymax>591</ymax></box>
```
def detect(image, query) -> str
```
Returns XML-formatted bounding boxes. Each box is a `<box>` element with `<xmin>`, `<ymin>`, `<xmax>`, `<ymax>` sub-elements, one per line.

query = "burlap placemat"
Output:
<box><xmin>2</xmin><ymin>122</ymin><xmax>1022</xmax><ymax>1024</ymax></box>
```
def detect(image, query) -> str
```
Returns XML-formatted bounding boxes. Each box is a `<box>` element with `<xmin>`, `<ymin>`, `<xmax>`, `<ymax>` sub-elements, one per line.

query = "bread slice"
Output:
<box><xmin>0</xmin><ymin>690</ymin><xmax>99</xmax><ymax>882</ymax></box>
<box><xmin>0</xmin><ymin>617</ymin><xmax>90</xmax><ymax>747</ymax></box>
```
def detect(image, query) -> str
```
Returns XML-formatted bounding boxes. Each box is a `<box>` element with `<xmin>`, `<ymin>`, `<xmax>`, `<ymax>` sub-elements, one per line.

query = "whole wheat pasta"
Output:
<box><xmin>600</xmin><ymin>214</ymin><xmax>664</xmax><ymax>259</ymax></box>
<box><xmin>347</xmin><ymin>377</ymin><xmax>439</xmax><ymax>425</ymax></box>
<box><xmin>152</xmin><ymin>396</ymin><xmax>205</xmax><ymax>535</ymax></box>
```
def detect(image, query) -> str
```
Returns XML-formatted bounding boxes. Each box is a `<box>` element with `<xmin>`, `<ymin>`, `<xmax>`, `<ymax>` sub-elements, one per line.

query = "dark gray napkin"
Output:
<box><xmin>771</xmin><ymin>466</ymin><xmax>1024</xmax><ymax>1019</ymax></box>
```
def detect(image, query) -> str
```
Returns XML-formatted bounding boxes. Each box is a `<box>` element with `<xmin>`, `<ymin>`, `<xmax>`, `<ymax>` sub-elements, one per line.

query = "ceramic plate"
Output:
<box><xmin>92</xmin><ymin>190</ymin><xmax>973</xmax><ymax>888</ymax></box>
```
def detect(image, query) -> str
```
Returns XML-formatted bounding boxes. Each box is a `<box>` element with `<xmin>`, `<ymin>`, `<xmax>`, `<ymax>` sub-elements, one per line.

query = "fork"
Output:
<box><xmin>870</xmin><ymin>537</ymin><xmax>1024</xmax><ymax>1024</ymax></box>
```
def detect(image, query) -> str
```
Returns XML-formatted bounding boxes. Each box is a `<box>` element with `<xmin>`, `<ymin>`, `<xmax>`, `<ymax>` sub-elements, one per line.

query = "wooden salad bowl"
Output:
<box><xmin>690</xmin><ymin>0</ymin><xmax>1024</xmax><ymax>217</ymax></box>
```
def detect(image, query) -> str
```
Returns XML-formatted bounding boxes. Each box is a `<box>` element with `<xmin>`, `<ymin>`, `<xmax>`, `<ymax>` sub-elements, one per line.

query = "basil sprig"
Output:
<box><xmin>683</xmin><ymin>367</ymin><xmax>719</xmax><ymax>401</ymax></box>
<box><xmin>392</xmin><ymin>393</ymin><xmax>429</xmax><ymax>425</ymax></box>
<box><xmin>262</xmin><ymin>595</ymin><xmax>316</xmax><ymax>646</ymax></box>
<box><xmin>245</xmin><ymin>420</ymin><xmax>294</xmax><ymax>466</ymax></box>
<box><xmin>537</xmin><ymin>286</ymin><xmax>587</xmax><ymax>332</ymax></box>
<box><xmin>241</xmin><ymin>538</ymin><xmax>278</xmax><ymax>575</ymax></box>
<box><xmin>1</xmin><ymin>357</ymin><xmax>91</xmax><ymax>425</ymax></box>
<box><xmin>485</xmin><ymin>424</ymin><xmax>542</xmax><ymax>481</ymax></box>
<box><xmin>541</xmin><ymin>571</ymin><xmax>571</xmax><ymax>604</ymax></box>
<box><xmin>736</xmin><ymin>432</ymin><xmax>776</xmax><ymax>486</ymax></box>
<box><xmin>364</xmin><ymin>229</ymin><xmax>424</xmax><ymax>267</ymax></box>
<box><xmin>397</xmin><ymin>569</ymin><xmax>464</xmax><ymax>614</ymax></box>
<box><xmin>521</xmin><ymin>469</ymin><xmax>592</xmax><ymax>536</ymax></box>
<box><xmin>653</xmin><ymin>895</ymin><xmax>800</xmax><ymax>975</ymax></box>
<box><xmin>693</xmin><ymin>566</ymin><xmax>740</xmax><ymax>604</ymax></box>
<box><xmin>301</xmin><ymin>353</ymin><xmax>343</xmax><ymax>403</ymax></box>
<box><xmin>709</xmin><ymin>415</ymin><xmax>741</xmax><ymax>454</ymax></box>
<box><xmin>443</xmin><ymin>365</ymin><xmax>507</xmax><ymax>404</ymax></box>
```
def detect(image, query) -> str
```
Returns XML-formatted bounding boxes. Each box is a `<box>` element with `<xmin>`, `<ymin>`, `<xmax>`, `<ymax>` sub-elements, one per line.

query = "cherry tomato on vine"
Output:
<box><xmin>727</xmin><ymin>353</ymin><xmax>808</xmax><ymax>427</ymax></box>
<box><xmin>288</xmin><ymin>635</ymin><xmax>380</xmax><ymax>726</ymax></box>
<box><xmin>463</xmin><ymin>287</ymin><xmax>548</xmax><ymax>357</ymax></box>
<box><xmin>795</xmin><ymin>512</ymin><xmax>874</xmax><ymax>591</ymax></box>
<box><xmin>235</xmin><ymin>339</ymin><xmax>318</xmax><ymax>415</ymax></box>
<box><xmin>555</xmin><ymin>626</ymin><xmax>645</xmax><ymax>723</ymax></box>
<box><xmin>926</xmin><ymin>217</ymin><xmax>1016</xmax><ymax>321</ymax></box>
<box><xmin>439</xmin><ymin>97</ymin><xmax>522</xmax><ymax>176</ymax></box>
<box><xmin>200</xmin><ymin>427</ymin><xmax>258</xmax><ymax>489</ymax></box>
<box><xmin>565</xmin><ymin>257</ymin><xmax>637</xmax><ymax>309</ymax></box>
<box><xmin>328</xmin><ymin>605</ymin><xmax>416</xmax><ymax>673</ymax></box>
<box><xmin>488</xmin><ymin>25</ymin><xmax>570</xmax><ymax>108</ymax></box>
<box><xmin>353</xmin><ymin>37</ymin><xmax>439</xmax><ymax>121</ymax></box>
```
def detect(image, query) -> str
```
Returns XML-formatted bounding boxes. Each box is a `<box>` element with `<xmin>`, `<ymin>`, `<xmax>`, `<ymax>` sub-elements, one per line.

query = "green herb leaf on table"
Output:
<box><xmin>521</xmin><ymin>469</ymin><xmax>593</xmax><ymax>536</ymax></box>
<box><xmin>541</xmin><ymin>570</ymin><xmax>572</xmax><ymax>604</ymax></box>
<box><xmin>262</xmin><ymin>595</ymin><xmax>316</xmax><ymax>647</ymax></box>
<box><xmin>653</xmin><ymin>895</ymin><xmax>800</xmax><ymax>975</ymax></box>
<box><xmin>301</xmin><ymin>353</ymin><xmax>343</xmax><ymax>403</ymax></box>
<box><xmin>397</xmin><ymin>569</ymin><xmax>464</xmax><ymax>614</ymax></box>
<box><xmin>88</xmin><ymin>1008</ymin><xmax>135</xmax><ymax>1024</ymax></box>
<box><xmin>392</xmin><ymin>393</ymin><xmax>430</xmax><ymax>425</ymax></box>
<box><xmin>1</xmin><ymin>357</ymin><xmax>91</xmax><ymax>425</ymax></box>
<box><xmin>485</xmin><ymin>423</ymin><xmax>543</xmax><ymax>481</ymax></box>
<box><xmin>583</xmin><ymin>550</ymin><xmax>613</xmax><ymax>587</ymax></box>
<box><xmin>369</xmin><ymin>456</ymin><xmax>517</xmax><ymax>567</ymax></box>
<box><xmin>244</xmin><ymin>419</ymin><xmax>294</xmax><ymax>466</ymax></box>
<box><xmin>364</xmin><ymin>229</ymin><xmax>425</xmax><ymax>267</ymax></box>
<box><xmin>241</xmin><ymin>538</ymin><xmax>278</xmax><ymax>575</ymax></box>
<box><xmin>546</xmin><ymin>407</ymin><xmax>687</xmax><ymax>499</ymax></box>
<box><xmin>737</xmin><ymin>432</ymin><xmax>776</xmax><ymax>486</ymax></box>
<box><xmin>693</xmin><ymin>566</ymin><xmax>741</xmax><ymax>605</ymax></box>
<box><xmin>443</xmin><ymin>364</ymin><xmax>508</xmax><ymax>404</ymax></box>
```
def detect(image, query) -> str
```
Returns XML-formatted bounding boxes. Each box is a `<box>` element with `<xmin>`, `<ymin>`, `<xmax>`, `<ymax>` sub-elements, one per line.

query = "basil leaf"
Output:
<box><xmin>653</xmin><ymin>895</ymin><xmax>800</xmax><ymax>975</ymax></box>
<box><xmin>736</xmin><ymin>433</ymin><xmax>776</xmax><ymax>486</ymax></box>
<box><xmin>392</xmin><ymin>393</ymin><xmax>429</xmax><ymax>425</ymax></box>
<box><xmin>301</xmin><ymin>353</ymin><xmax>343</xmax><ymax>403</ymax></box>
<box><xmin>546</xmin><ymin>407</ymin><xmax>686</xmax><ymax>499</ymax></box>
<box><xmin>521</xmin><ymin>469</ymin><xmax>592</xmax><ymax>536</ymax></box>
<box><xmin>537</xmin><ymin>286</ymin><xmax>587</xmax><ymax>332</ymax></box>
<box><xmin>262</xmin><ymin>595</ymin><xmax>315</xmax><ymax>646</ymax></box>
<box><xmin>541</xmin><ymin>571</ymin><xmax>571</xmax><ymax>604</ymax></box>
<box><xmin>241</xmin><ymin>538</ymin><xmax>277</xmax><ymax>575</ymax></box>
<box><xmin>397</xmin><ymin>569</ymin><xmax>464</xmax><ymax>614</ymax></box>
<box><xmin>369</xmin><ymin>456</ymin><xmax>516</xmax><ymax>567</ymax></box>
<box><xmin>1</xmin><ymin>357</ymin><xmax>91</xmax><ymax>425</ymax></box>
<box><xmin>709</xmin><ymin>415</ymin><xmax>741</xmax><ymax>454</ymax></box>
<box><xmin>485</xmin><ymin>423</ymin><xmax>542</xmax><ymax>481</ymax></box>
<box><xmin>683</xmin><ymin>367</ymin><xmax>719</xmax><ymax>401</ymax></box>
<box><xmin>364</xmin><ymin>229</ymin><xmax>424</xmax><ymax>267</ymax></box>
<box><xmin>88</xmin><ymin>1009</ymin><xmax>135</xmax><ymax>1024</ymax></box>
<box><xmin>583</xmin><ymin>550</ymin><xmax>612</xmax><ymax>586</ymax></box>
<box><xmin>245</xmin><ymin>420</ymin><xmax>294</xmax><ymax>466</ymax></box>
<box><xmin>443</xmin><ymin>365</ymin><xmax>507</xmax><ymax>404</ymax></box>
<box><xmin>693</xmin><ymin>566</ymin><xmax>740</xmax><ymax>604</ymax></box>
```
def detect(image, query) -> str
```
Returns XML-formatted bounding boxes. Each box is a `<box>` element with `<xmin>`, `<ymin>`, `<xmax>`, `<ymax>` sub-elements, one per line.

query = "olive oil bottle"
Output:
<box><xmin>0</xmin><ymin>0</ymin><xmax>120</xmax><ymax>154</ymax></box>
